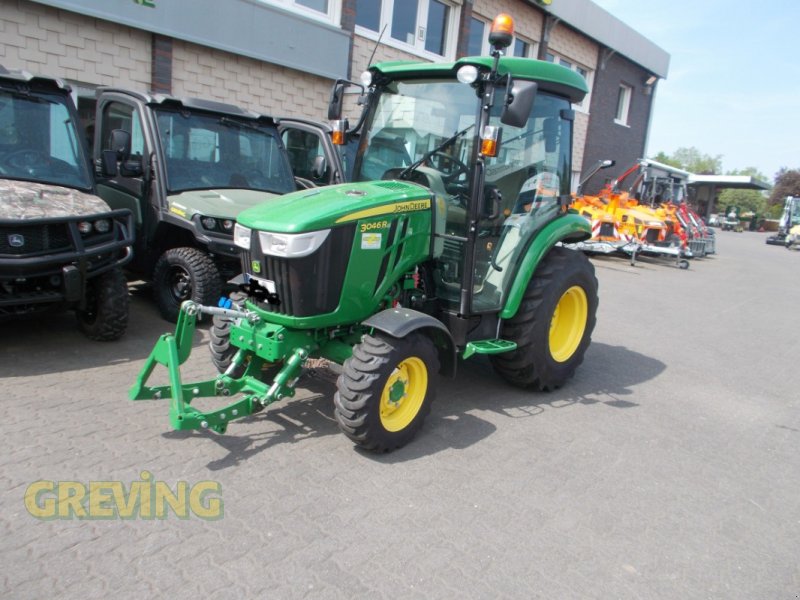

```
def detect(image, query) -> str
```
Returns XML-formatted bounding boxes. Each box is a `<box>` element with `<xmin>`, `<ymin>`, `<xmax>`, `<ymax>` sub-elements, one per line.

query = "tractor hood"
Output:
<box><xmin>0</xmin><ymin>179</ymin><xmax>109</xmax><ymax>220</ymax></box>
<box><xmin>236</xmin><ymin>180</ymin><xmax>432</xmax><ymax>233</ymax></box>
<box><xmin>166</xmin><ymin>188</ymin><xmax>283</xmax><ymax>220</ymax></box>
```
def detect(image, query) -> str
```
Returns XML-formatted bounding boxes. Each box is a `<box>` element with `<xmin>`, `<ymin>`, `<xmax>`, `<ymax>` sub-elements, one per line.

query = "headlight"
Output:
<box><xmin>457</xmin><ymin>65</ymin><xmax>479</xmax><ymax>84</ymax></box>
<box><xmin>222</xmin><ymin>219</ymin><xmax>235</xmax><ymax>231</ymax></box>
<box><xmin>360</xmin><ymin>70</ymin><xmax>372</xmax><ymax>87</ymax></box>
<box><xmin>258</xmin><ymin>229</ymin><xmax>330</xmax><ymax>258</ymax></box>
<box><xmin>94</xmin><ymin>219</ymin><xmax>111</xmax><ymax>233</ymax></box>
<box><xmin>77</xmin><ymin>221</ymin><xmax>93</xmax><ymax>234</ymax></box>
<box><xmin>201</xmin><ymin>216</ymin><xmax>217</xmax><ymax>231</ymax></box>
<box><xmin>233</xmin><ymin>223</ymin><xmax>252</xmax><ymax>249</ymax></box>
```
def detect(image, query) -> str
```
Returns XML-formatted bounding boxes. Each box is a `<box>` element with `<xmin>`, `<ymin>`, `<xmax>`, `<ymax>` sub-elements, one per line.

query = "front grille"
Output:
<box><xmin>246</xmin><ymin>225</ymin><xmax>356</xmax><ymax>317</ymax></box>
<box><xmin>0</xmin><ymin>223</ymin><xmax>70</xmax><ymax>255</ymax></box>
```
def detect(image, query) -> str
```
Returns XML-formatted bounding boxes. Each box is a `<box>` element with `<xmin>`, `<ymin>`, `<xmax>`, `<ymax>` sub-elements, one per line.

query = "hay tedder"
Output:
<box><xmin>130</xmin><ymin>15</ymin><xmax>600</xmax><ymax>452</ymax></box>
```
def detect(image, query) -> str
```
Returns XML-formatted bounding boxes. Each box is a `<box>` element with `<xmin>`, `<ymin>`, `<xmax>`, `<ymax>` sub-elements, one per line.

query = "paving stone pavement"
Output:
<box><xmin>2</xmin><ymin>231</ymin><xmax>799</xmax><ymax>599</ymax></box>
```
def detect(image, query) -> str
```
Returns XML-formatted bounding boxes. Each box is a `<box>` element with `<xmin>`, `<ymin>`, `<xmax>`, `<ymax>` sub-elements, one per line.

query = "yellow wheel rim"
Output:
<box><xmin>379</xmin><ymin>357</ymin><xmax>428</xmax><ymax>432</ymax></box>
<box><xmin>549</xmin><ymin>285</ymin><xmax>588</xmax><ymax>363</ymax></box>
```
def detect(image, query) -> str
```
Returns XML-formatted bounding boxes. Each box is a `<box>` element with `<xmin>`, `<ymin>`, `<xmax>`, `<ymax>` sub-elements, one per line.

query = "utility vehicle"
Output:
<box><xmin>93</xmin><ymin>89</ymin><xmax>299</xmax><ymax>321</ymax></box>
<box><xmin>0</xmin><ymin>67</ymin><xmax>133</xmax><ymax>340</ymax></box>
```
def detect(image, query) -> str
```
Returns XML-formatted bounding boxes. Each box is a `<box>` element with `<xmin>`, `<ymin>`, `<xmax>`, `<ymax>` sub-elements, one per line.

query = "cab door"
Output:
<box><xmin>278</xmin><ymin>119</ymin><xmax>347</xmax><ymax>186</ymax></box>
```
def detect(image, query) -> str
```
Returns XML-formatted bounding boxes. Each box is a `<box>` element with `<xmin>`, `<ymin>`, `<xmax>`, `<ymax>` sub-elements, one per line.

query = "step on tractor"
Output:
<box><xmin>131</xmin><ymin>14</ymin><xmax>600</xmax><ymax>452</ymax></box>
<box><xmin>93</xmin><ymin>89</ymin><xmax>301</xmax><ymax>321</ymax></box>
<box><xmin>0</xmin><ymin>67</ymin><xmax>134</xmax><ymax>340</ymax></box>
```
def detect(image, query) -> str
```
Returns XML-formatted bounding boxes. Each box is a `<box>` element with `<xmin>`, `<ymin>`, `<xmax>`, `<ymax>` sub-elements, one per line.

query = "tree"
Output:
<box><xmin>768</xmin><ymin>168</ymin><xmax>800</xmax><ymax>205</ymax></box>
<box><xmin>650</xmin><ymin>151</ymin><xmax>681</xmax><ymax>168</ymax></box>
<box><xmin>717</xmin><ymin>167</ymin><xmax>769</xmax><ymax>216</ymax></box>
<box><xmin>648</xmin><ymin>147</ymin><xmax>723</xmax><ymax>174</ymax></box>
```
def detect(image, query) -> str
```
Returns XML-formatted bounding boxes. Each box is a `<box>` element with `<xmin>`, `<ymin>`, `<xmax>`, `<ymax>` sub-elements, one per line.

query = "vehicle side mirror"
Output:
<box><xmin>109</xmin><ymin>129</ymin><xmax>132</xmax><ymax>161</ymax></box>
<box><xmin>311</xmin><ymin>155</ymin><xmax>327</xmax><ymax>181</ymax></box>
<box><xmin>501</xmin><ymin>80</ymin><xmax>537</xmax><ymax>128</ymax></box>
<box><xmin>328</xmin><ymin>82</ymin><xmax>345</xmax><ymax>120</ymax></box>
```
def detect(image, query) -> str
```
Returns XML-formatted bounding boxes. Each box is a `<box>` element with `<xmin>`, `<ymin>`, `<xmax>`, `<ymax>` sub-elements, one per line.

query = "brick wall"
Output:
<box><xmin>171</xmin><ymin>40</ymin><xmax>331</xmax><ymax>119</ymax></box>
<box><xmin>0</xmin><ymin>0</ymin><xmax>151</xmax><ymax>90</ymax></box>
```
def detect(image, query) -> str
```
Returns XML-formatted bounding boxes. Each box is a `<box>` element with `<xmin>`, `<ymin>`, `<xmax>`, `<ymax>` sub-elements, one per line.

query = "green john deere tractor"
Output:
<box><xmin>131</xmin><ymin>14</ymin><xmax>599</xmax><ymax>452</ymax></box>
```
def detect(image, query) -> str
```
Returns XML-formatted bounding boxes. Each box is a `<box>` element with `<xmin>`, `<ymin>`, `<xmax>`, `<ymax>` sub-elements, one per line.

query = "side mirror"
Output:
<box><xmin>108</xmin><ymin>129</ymin><xmax>132</xmax><ymax>161</ymax></box>
<box><xmin>501</xmin><ymin>80</ymin><xmax>537</xmax><ymax>128</ymax></box>
<box><xmin>328</xmin><ymin>81</ymin><xmax>345</xmax><ymax>120</ymax></box>
<box><xmin>311</xmin><ymin>155</ymin><xmax>327</xmax><ymax>181</ymax></box>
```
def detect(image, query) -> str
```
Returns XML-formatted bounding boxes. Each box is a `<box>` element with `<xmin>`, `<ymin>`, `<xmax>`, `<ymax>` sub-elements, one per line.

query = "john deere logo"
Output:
<box><xmin>8</xmin><ymin>234</ymin><xmax>24</xmax><ymax>248</ymax></box>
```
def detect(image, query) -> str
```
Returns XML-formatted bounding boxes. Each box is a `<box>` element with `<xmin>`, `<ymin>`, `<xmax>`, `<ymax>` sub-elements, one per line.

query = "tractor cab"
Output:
<box><xmin>329</xmin><ymin>15</ymin><xmax>587</xmax><ymax>341</ymax></box>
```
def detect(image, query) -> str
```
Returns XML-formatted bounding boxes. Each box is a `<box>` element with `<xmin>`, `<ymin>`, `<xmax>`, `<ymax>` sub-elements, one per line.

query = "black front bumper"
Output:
<box><xmin>0</xmin><ymin>209</ymin><xmax>134</xmax><ymax>311</ymax></box>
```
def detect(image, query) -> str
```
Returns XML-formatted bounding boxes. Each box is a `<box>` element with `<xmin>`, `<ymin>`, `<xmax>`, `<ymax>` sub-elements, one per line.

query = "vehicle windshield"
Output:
<box><xmin>154</xmin><ymin>109</ymin><xmax>296</xmax><ymax>194</ymax></box>
<box><xmin>354</xmin><ymin>79</ymin><xmax>477</xmax><ymax>183</ymax></box>
<box><xmin>0</xmin><ymin>89</ymin><xmax>92</xmax><ymax>190</ymax></box>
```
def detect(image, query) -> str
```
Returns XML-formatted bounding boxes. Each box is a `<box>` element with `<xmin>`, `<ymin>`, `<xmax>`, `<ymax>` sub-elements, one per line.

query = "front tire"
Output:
<box><xmin>76</xmin><ymin>267</ymin><xmax>129</xmax><ymax>341</ymax></box>
<box><xmin>491</xmin><ymin>247</ymin><xmax>598</xmax><ymax>391</ymax></box>
<box><xmin>334</xmin><ymin>332</ymin><xmax>439</xmax><ymax>452</ymax></box>
<box><xmin>152</xmin><ymin>247</ymin><xmax>221</xmax><ymax>322</ymax></box>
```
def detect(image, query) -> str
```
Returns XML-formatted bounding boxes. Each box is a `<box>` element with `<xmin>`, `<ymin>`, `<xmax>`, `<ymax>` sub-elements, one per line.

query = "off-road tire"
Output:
<box><xmin>334</xmin><ymin>332</ymin><xmax>439</xmax><ymax>452</ymax></box>
<box><xmin>76</xmin><ymin>267</ymin><xmax>129</xmax><ymax>341</ymax></box>
<box><xmin>152</xmin><ymin>247</ymin><xmax>221</xmax><ymax>322</ymax></box>
<box><xmin>491</xmin><ymin>246</ymin><xmax>598</xmax><ymax>391</ymax></box>
<box><xmin>210</xmin><ymin>291</ymin><xmax>246</xmax><ymax>375</ymax></box>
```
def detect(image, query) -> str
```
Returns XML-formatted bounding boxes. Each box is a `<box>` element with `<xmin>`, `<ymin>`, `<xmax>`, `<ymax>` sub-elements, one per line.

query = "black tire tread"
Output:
<box><xmin>152</xmin><ymin>247</ymin><xmax>221</xmax><ymax>322</ymax></box>
<box><xmin>76</xmin><ymin>267</ymin><xmax>129</xmax><ymax>341</ymax></box>
<box><xmin>334</xmin><ymin>332</ymin><xmax>438</xmax><ymax>452</ymax></box>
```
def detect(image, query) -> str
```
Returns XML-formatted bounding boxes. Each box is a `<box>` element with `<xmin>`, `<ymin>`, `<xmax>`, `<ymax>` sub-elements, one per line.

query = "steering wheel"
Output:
<box><xmin>2</xmin><ymin>149</ymin><xmax>49</xmax><ymax>172</ymax></box>
<box><xmin>428</xmin><ymin>150</ymin><xmax>470</xmax><ymax>182</ymax></box>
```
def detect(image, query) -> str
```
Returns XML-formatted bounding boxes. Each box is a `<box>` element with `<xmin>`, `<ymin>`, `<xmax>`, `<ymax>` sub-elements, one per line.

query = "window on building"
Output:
<box><xmin>615</xmin><ymin>84</ymin><xmax>632</xmax><ymax>126</ymax></box>
<box><xmin>512</xmin><ymin>37</ymin><xmax>534</xmax><ymax>58</ymax></box>
<box><xmin>355</xmin><ymin>0</ymin><xmax>381</xmax><ymax>31</ymax></box>
<box><xmin>545</xmin><ymin>51</ymin><xmax>593</xmax><ymax>112</ymax></box>
<box><xmin>467</xmin><ymin>17</ymin><xmax>487</xmax><ymax>56</ymax></box>
<box><xmin>354</xmin><ymin>0</ymin><xmax>459</xmax><ymax>59</ymax></box>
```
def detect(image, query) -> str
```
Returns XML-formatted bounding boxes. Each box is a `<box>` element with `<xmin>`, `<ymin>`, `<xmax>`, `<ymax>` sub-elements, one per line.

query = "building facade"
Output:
<box><xmin>0</xmin><ymin>0</ymin><xmax>669</xmax><ymax>192</ymax></box>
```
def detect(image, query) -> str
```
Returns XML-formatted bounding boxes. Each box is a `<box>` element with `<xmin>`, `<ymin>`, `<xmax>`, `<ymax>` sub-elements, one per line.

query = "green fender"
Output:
<box><xmin>500</xmin><ymin>213</ymin><xmax>590</xmax><ymax>320</ymax></box>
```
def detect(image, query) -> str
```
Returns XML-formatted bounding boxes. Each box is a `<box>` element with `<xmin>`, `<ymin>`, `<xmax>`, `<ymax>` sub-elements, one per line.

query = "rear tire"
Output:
<box><xmin>334</xmin><ymin>332</ymin><xmax>438</xmax><ymax>452</ymax></box>
<box><xmin>152</xmin><ymin>247</ymin><xmax>221</xmax><ymax>322</ymax></box>
<box><xmin>76</xmin><ymin>267</ymin><xmax>129</xmax><ymax>341</ymax></box>
<box><xmin>491</xmin><ymin>247</ymin><xmax>598</xmax><ymax>391</ymax></box>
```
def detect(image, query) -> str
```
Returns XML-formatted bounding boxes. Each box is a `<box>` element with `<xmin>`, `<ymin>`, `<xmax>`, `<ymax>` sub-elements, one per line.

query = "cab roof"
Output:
<box><xmin>369</xmin><ymin>56</ymin><xmax>588</xmax><ymax>104</ymax></box>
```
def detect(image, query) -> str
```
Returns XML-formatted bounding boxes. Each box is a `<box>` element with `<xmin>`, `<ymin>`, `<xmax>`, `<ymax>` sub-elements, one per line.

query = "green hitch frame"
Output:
<box><xmin>129</xmin><ymin>301</ymin><xmax>310</xmax><ymax>434</ymax></box>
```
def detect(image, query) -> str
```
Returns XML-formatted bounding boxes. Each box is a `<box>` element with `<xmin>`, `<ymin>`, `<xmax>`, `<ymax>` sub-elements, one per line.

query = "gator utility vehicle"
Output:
<box><xmin>94</xmin><ymin>89</ymin><xmax>298</xmax><ymax>321</ymax></box>
<box><xmin>0</xmin><ymin>68</ymin><xmax>133</xmax><ymax>340</ymax></box>
<box><xmin>132</xmin><ymin>14</ymin><xmax>599</xmax><ymax>451</ymax></box>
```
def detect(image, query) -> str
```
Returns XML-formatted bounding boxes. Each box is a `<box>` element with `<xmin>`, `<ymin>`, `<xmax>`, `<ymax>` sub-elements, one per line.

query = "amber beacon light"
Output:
<box><xmin>488</xmin><ymin>13</ymin><xmax>514</xmax><ymax>50</ymax></box>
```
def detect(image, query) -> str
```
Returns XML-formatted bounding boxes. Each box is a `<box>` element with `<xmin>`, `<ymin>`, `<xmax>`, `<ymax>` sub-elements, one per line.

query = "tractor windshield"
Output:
<box><xmin>154</xmin><ymin>109</ymin><xmax>296</xmax><ymax>195</ymax></box>
<box><xmin>0</xmin><ymin>89</ymin><xmax>92</xmax><ymax>190</ymax></box>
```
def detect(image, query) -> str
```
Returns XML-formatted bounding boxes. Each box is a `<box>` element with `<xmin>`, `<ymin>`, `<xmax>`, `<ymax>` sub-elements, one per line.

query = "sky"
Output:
<box><xmin>591</xmin><ymin>0</ymin><xmax>800</xmax><ymax>182</ymax></box>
